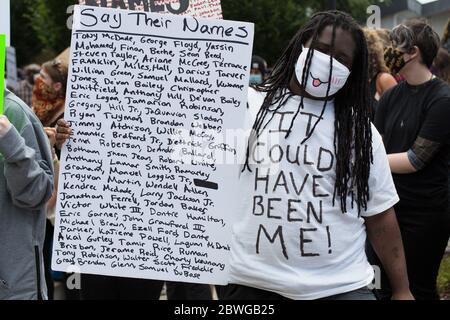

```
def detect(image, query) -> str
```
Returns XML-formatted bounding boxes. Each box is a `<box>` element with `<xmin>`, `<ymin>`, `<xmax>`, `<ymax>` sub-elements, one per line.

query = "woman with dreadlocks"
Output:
<box><xmin>219</xmin><ymin>11</ymin><xmax>413</xmax><ymax>300</ymax></box>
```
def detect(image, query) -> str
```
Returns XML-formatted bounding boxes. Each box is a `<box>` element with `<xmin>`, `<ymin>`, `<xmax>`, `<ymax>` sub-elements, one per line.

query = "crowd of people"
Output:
<box><xmin>1</xmin><ymin>11</ymin><xmax>450</xmax><ymax>300</ymax></box>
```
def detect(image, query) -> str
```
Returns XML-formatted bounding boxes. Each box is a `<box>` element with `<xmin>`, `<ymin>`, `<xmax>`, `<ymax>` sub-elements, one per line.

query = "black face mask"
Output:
<box><xmin>384</xmin><ymin>47</ymin><xmax>412</xmax><ymax>75</ymax></box>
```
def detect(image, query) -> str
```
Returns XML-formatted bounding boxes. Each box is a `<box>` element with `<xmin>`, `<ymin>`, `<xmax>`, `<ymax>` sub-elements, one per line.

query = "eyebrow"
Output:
<box><xmin>314</xmin><ymin>41</ymin><xmax>352</xmax><ymax>60</ymax></box>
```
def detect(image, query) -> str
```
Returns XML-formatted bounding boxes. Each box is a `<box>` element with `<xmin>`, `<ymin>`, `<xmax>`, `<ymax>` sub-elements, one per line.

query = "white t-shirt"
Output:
<box><xmin>228</xmin><ymin>88</ymin><xmax>399</xmax><ymax>300</ymax></box>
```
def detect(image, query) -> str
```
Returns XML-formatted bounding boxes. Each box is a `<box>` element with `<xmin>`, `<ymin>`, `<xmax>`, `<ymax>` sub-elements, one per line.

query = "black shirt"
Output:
<box><xmin>369</xmin><ymin>75</ymin><xmax>379</xmax><ymax>121</ymax></box>
<box><xmin>375</xmin><ymin>78</ymin><xmax>450</xmax><ymax>212</ymax></box>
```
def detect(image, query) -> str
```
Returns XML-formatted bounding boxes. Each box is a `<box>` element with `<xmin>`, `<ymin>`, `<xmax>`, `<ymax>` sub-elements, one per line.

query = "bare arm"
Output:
<box><xmin>365</xmin><ymin>207</ymin><xmax>414</xmax><ymax>300</ymax></box>
<box><xmin>377</xmin><ymin>72</ymin><xmax>397</xmax><ymax>96</ymax></box>
<box><xmin>388</xmin><ymin>153</ymin><xmax>417</xmax><ymax>174</ymax></box>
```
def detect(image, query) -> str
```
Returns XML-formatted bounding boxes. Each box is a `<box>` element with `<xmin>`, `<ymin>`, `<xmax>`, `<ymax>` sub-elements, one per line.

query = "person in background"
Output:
<box><xmin>32</xmin><ymin>60</ymin><xmax>67</xmax><ymax>128</ymax></box>
<box><xmin>364</xmin><ymin>29</ymin><xmax>397</xmax><ymax>118</ymax></box>
<box><xmin>249</xmin><ymin>55</ymin><xmax>269</xmax><ymax>85</ymax></box>
<box><xmin>372</xmin><ymin>20</ymin><xmax>450</xmax><ymax>300</ymax></box>
<box><xmin>0</xmin><ymin>90</ymin><xmax>54</xmax><ymax>300</ymax></box>
<box><xmin>13</xmin><ymin>64</ymin><xmax>40</xmax><ymax>107</ymax></box>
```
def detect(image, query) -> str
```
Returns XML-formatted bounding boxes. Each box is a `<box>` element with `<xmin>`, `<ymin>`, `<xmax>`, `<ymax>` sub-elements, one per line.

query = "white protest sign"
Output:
<box><xmin>6</xmin><ymin>47</ymin><xmax>18</xmax><ymax>90</ymax></box>
<box><xmin>52</xmin><ymin>5</ymin><xmax>253</xmax><ymax>285</ymax></box>
<box><xmin>79</xmin><ymin>0</ymin><xmax>223</xmax><ymax>19</ymax></box>
<box><xmin>0</xmin><ymin>0</ymin><xmax>10</xmax><ymax>46</ymax></box>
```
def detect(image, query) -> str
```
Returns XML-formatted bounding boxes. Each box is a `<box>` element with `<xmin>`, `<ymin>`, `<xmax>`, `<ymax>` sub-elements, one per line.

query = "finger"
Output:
<box><xmin>56</xmin><ymin>127</ymin><xmax>72</xmax><ymax>135</ymax></box>
<box><xmin>56</xmin><ymin>133</ymin><xmax>71</xmax><ymax>140</ymax></box>
<box><xmin>56</xmin><ymin>119</ymin><xmax>69</xmax><ymax>127</ymax></box>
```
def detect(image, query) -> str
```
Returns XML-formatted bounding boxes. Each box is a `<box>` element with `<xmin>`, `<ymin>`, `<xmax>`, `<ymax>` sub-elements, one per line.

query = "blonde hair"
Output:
<box><xmin>375</xmin><ymin>28</ymin><xmax>391</xmax><ymax>48</ymax></box>
<box><xmin>364</xmin><ymin>28</ymin><xmax>389</xmax><ymax>80</ymax></box>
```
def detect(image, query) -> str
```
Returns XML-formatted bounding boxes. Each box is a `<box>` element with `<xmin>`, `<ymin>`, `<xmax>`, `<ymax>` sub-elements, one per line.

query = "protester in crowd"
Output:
<box><xmin>249</xmin><ymin>55</ymin><xmax>269</xmax><ymax>85</ymax></box>
<box><xmin>0</xmin><ymin>90</ymin><xmax>54</xmax><ymax>300</ymax></box>
<box><xmin>432</xmin><ymin>48</ymin><xmax>450</xmax><ymax>85</ymax></box>
<box><xmin>32</xmin><ymin>60</ymin><xmax>67</xmax><ymax>128</ymax></box>
<box><xmin>215</xmin><ymin>10</ymin><xmax>412</xmax><ymax>300</ymax></box>
<box><xmin>364</xmin><ymin>29</ymin><xmax>397</xmax><ymax>118</ymax></box>
<box><xmin>13</xmin><ymin>64</ymin><xmax>40</xmax><ymax>107</ymax></box>
<box><xmin>372</xmin><ymin>20</ymin><xmax>450</xmax><ymax>300</ymax></box>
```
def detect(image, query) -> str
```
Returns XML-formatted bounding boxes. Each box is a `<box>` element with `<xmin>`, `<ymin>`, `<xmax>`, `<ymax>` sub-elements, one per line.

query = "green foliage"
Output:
<box><xmin>11</xmin><ymin>0</ymin><xmax>389</xmax><ymax>67</ymax></box>
<box><xmin>10</xmin><ymin>0</ymin><xmax>75</xmax><ymax>67</ymax></box>
<box><xmin>222</xmin><ymin>0</ymin><xmax>389</xmax><ymax>65</ymax></box>
<box><xmin>221</xmin><ymin>0</ymin><xmax>317</xmax><ymax>65</ymax></box>
<box><xmin>10</xmin><ymin>0</ymin><xmax>42</xmax><ymax>66</ymax></box>
<box><xmin>24</xmin><ymin>0</ymin><xmax>75</xmax><ymax>62</ymax></box>
<box><xmin>438</xmin><ymin>254</ymin><xmax>450</xmax><ymax>299</ymax></box>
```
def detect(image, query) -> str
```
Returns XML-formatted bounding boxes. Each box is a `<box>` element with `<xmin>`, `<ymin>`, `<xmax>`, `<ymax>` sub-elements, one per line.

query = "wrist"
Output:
<box><xmin>391</xmin><ymin>284</ymin><xmax>411</xmax><ymax>296</ymax></box>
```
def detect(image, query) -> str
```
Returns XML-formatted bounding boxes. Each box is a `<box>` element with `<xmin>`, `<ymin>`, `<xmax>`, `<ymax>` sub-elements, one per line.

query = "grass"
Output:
<box><xmin>438</xmin><ymin>254</ymin><xmax>450</xmax><ymax>300</ymax></box>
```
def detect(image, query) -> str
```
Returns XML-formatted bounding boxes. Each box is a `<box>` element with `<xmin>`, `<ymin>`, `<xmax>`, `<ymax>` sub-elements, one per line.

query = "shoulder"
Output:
<box><xmin>377</xmin><ymin>72</ymin><xmax>397</xmax><ymax>86</ymax></box>
<box><xmin>425</xmin><ymin>79</ymin><xmax>450</xmax><ymax>111</ymax></box>
<box><xmin>431</xmin><ymin>78</ymin><xmax>450</xmax><ymax>97</ymax></box>
<box><xmin>377</xmin><ymin>81</ymin><xmax>405</xmax><ymax>114</ymax></box>
<box><xmin>381</xmin><ymin>80</ymin><xmax>404</xmax><ymax>99</ymax></box>
<box><xmin>247</xmin><ymin>87</ymin><xmax>266</xmax><ymax>107</ymax></box>
<box><xmin>370</xmin><ymin>123</ymin><xmax>384</xmax><ymax>152</ymax></box>
<box><xmin>4</xmin><ymin>91</ymin><xmax>41</xmax><ymax>133</ymax></box>
<box><xmin>247</xmin><ymin>86</ymin><xmax>267</xmax><ymax>119</ymax></box>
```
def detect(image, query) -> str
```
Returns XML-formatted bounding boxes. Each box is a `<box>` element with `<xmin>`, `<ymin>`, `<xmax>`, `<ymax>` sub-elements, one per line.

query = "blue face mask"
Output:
<box><xmin>249</xmin><ymin>74</ymin><xmax>263</xmax><ymax>85</ymax></box>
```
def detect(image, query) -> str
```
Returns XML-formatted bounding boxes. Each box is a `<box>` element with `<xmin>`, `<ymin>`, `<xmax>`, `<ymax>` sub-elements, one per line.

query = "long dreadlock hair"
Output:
<box><xmin>242</xmin><ymin>10</ymin><xmax>373</xmax><ymax>214</ymax></box>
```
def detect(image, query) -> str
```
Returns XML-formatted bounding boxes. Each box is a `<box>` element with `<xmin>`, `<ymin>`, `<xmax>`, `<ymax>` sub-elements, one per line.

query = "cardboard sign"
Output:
<box><xmin>0</xmin><ymin>0</ymin><xmax>10</xmax><ymax>46</ymax></box>
<box><xmin>52</xmin><ymin>5</ymin><xmax>253</xmax><ymax>284</ymax></box>
<box><xmin>79</xmin><ymin>0</ymin><xmax>223</xmax><ymax>19</ymax></box>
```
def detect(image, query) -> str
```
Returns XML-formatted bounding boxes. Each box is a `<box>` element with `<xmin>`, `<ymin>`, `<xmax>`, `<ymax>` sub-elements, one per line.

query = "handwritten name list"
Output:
<box><xmin>52</xmin><ymin>5</ymin><xmax>254</xmax><ymax>284</ymax></box>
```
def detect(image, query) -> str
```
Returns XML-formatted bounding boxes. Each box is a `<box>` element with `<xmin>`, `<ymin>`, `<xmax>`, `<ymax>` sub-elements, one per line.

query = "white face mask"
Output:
<box><xmin>295</xmin><ymin>46</ymin><xmax>351</xmax><ymax>98</ymax></box>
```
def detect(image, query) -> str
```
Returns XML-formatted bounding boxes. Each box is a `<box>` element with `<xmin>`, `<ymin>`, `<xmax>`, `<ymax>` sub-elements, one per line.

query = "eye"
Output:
<box><xmin>335</xmin><ymin>56</ymin><xmax>352</xmax><ymax>70</ymax></box>
<box><xmin>315</xmin><ymin>46</ymin><xmax>330</xmax><ymax>55</ymax></box>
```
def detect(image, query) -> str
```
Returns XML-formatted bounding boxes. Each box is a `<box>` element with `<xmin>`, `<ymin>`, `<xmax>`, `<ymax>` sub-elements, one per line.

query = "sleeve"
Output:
<box><xmin>0</xmin><ymin>120</ymin><xmax>53</xmax><ymax>211</ymax></box>
<box><xmin>417</xmin><ymin>97</ymin><xmax>450</xmax><ymax>144</ymax></box>
<box><xmin>246</xmin><ymin>87</ymin><xmax>266</xmax><ymax>129</ymax></box>
<box><xmin>362</xmin><ymin>126</ymin><xmax>399</xmax><ymax>217</ymax></box>
<box><xmin>407</xmin><ymin>137</ymin><xmax>441</xmax><ymax>171</ymax></box>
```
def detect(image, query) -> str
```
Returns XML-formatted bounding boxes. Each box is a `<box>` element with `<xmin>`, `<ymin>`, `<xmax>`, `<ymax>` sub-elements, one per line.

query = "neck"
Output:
<box><xmin>402</xmin><ymin>63</ymin><xmax>433</xmax><ymax>86</ymax></box>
